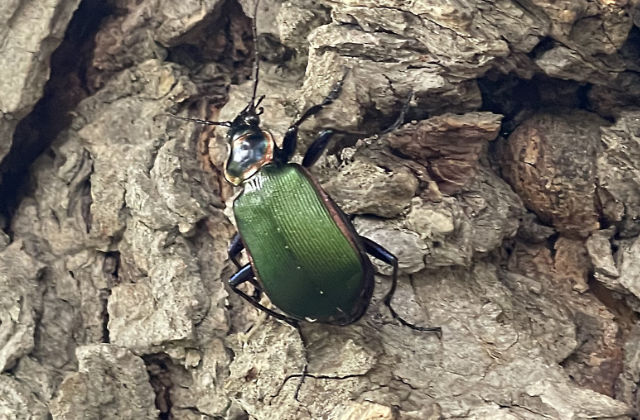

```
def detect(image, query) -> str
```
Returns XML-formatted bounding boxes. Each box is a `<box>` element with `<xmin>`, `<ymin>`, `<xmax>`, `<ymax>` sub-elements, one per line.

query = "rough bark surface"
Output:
<box><xmin>1</xmin><ymin>0</ymin><xmax>639</xmax><ymax>419</ymax></box>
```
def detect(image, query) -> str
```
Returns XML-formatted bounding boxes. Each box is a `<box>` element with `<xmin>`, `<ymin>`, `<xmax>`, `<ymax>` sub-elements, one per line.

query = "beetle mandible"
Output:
<box><xmin>176</xmin><ymin>0</ymin><xmax>442</xmax><ymax>337</ymax></box>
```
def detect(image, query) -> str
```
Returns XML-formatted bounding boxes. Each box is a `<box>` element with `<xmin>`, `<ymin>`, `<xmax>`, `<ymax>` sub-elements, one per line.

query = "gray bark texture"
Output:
<box><xmin>1</xmin><ymin>0</ymin><xmax>640</xmax><ymax>419</ymax></box>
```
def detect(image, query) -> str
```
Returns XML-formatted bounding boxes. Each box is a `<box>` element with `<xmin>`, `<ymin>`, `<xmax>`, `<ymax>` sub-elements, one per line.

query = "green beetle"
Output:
<box><xmin>176</xmin><ymin>7</ymin><xmax>440</xmax><ymax>336</ymax></box>
<box><xmin>188</xmin><ymin>75</ymin><xmax>438</xmax><ymax>334</ymax></box>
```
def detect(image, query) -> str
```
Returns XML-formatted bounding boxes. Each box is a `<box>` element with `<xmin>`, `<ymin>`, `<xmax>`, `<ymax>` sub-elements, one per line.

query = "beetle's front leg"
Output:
<box><xmin>380</xmin><ymin>90</ymin><xmax>413</xmax><ymax>135</ymax></box>
<box><xmin>301</xmin><ymin>129</ymin><xmax>334</xmax><ymax>168</ymax></box>
<box><xmin>360</xmin><ymin>236</ymin><xmax>442</xmax><ymax>337</ymax></box>
<box><xmin>229</xmin><ymin>264</ymin><xmax>300</xmax><ymax>327</ymax></box>
<box><xmin>279</xmin><ymin>70</ymin><xmax>348</xmax><ymax>162</ymax></box>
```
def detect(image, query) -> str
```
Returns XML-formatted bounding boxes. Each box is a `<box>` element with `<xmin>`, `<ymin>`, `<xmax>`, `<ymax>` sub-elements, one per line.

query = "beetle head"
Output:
<box><xmin>170</xmin><ymin>0</ymin><xmax>272</xmax><ymax>186</ymax></box>
<box><xmin>228</xmin><ymin>94</ymin><xmax>264</xmax><ymax>133</ymax></box>
<box><xmin>223</xmin><ymin>96</ymin><xmax>275</xmax><ymax>185</ymax></box>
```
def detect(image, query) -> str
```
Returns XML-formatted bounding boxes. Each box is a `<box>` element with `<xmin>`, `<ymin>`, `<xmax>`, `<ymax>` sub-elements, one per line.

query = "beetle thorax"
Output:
<box><xmin>224</xmin><ymin>128</ymin><xmax>275</xmax><ymax>185</ymax></box>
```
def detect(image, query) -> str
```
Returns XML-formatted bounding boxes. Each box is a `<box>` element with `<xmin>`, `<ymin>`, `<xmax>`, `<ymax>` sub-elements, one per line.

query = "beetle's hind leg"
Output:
<box><xmin>273</xmin><ymin>324</ymin><xmax>363</xmax><ymax>401</ymax></box>
<box><xmin>273</xmin><ymin>326</ymin><xmax>357</xmax><ymax>401</ymax></box>
<box><xmin>229</xmin><ymin>264</ymin><xmax>299</xmax><ymax>327</ymax></box>
<box><xmin>361</xmin><ymin>237</ymin><xmax>442</xmax><ymax>337</ymax></box>
<box><xmin>230</xmin><ymin>266</ymin><xmax>313</xmax><ymax>400</ymax></box>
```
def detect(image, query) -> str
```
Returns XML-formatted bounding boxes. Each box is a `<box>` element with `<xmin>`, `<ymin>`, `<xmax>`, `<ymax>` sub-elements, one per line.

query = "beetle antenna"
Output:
<box><xmin>164</xmin><ymin>113</ymin><xmax>232</xmax><ymax>127</ymax></box>
<box><xmin>248</xmin><ymin>0</ymin><xmax>261</xmax><ymax>110</ymax></box>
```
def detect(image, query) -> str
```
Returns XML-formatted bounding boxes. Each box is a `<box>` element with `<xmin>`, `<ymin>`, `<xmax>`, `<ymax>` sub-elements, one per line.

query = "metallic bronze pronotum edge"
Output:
<box><xmin>224</xmin><ymin>130</ymin><xmax>275</xmax><ymax>185</ymax></box>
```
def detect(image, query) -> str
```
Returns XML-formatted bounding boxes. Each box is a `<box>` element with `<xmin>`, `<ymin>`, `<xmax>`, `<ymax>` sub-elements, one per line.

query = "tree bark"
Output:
<box><xmin>1</xmin><ymin>0</ymin><xmax>640</xmax><ymax>419</ymax></box>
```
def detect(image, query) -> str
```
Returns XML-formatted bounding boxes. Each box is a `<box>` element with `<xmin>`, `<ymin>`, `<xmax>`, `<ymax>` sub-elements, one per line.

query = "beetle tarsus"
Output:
<box><xmin>280</xmin><ymin>70</ymin><xmax>349</xmax><ymax>162</ymax></box>
<box><xmin>381</xmin><ymin>90</ymin><xmax>413</xmax><ymax>134</ymax></box>
<box><xmin>322</xmin><ymin>68</ymin><xmax>349</xmax><ymax>105</ymax></box>
<box><xmin>384</xmin><ymin>302</ymin><xmax>443</xmax><ymax>338</ymax></box>
<box><xmin>293</xmin><ymin>325</ymin><xmax>311</xmax><ymax>401</ymax></box>
<box><xmin>361</xmin><ymin>236</ymin><xmax>442</xmax><ymax>337</ymax></box>
<box><xmin>271</xmin><ymin>324</ymin><xmax>309</xmax><ymax>401</ymax></box>
<box><xmin>293</xmin><ymin>69</ymin><xmax>349</xmax><ymax>128</ymax></box>
<box><xmin>293</xmin><ymin>363</ymin><xmax>308</xmax><ymax>401</ymax></box>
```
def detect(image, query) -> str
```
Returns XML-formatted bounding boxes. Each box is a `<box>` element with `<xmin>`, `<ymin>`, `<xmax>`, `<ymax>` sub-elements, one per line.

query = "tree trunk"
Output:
<box><xmin>1</xmin><ymin>0</ymin><xmax>640</xmax><ymax>419</ymax></box>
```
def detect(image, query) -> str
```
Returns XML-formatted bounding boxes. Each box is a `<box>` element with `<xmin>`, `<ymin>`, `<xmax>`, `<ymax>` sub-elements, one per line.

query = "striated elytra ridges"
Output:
<box><xmin>234</xmin><ymin>163</ymin><xmax>370</xmax><ymax>324</ymax></box>
<box><xmin>172</xmin><ymin>0</ymin><xmax>441</xmax><ymax>337</ymax></box>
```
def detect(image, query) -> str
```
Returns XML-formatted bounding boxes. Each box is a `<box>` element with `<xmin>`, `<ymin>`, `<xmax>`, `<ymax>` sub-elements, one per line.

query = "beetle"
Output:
<box><xmin>174</xmin><ymin>1</ymin><xmax>441</xmax><ymax>337</ymax></box>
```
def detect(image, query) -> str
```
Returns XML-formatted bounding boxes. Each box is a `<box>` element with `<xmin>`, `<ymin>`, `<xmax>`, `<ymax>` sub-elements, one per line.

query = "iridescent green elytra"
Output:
<box><xmin>173</xmin><ymin>3</ymin><xmax>441</xmax><ymax>339</ymax></box>
<box><xmin>234</xmin><ymin>163</ymin><xmax>370</xmax><ymax>323</ymax></box>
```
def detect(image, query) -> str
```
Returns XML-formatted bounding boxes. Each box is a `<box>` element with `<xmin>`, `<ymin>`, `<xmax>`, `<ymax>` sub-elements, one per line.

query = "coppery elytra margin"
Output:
<box><xmin>171</xmin><ymin>0</ymin><xmax>441</xmax><ymax>399</ymax></box>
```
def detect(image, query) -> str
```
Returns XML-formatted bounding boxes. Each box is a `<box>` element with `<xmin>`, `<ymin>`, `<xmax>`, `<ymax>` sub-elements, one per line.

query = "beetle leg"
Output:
<box><xmin>249</xmin><ymin>278</ymin><xmax>262</xmax><ymax>301</ymax></box>
<box><xmin>301</xmin><ymin>129</ymin><xmax>334</xmax><ymax>168</ymax></box>
<box><xmin>270</xmin><ymin>325</ymin><xmax>309</xmax><ymax>401</ymax></box>
<box><xmin>229</xmin><ymin>264</ymin><xmax>300</xmax><ymax>327</ymax></box>
<box><xmin>228</xmin><ymin>232</ymin><xmax>244</xmax><ymax>269</ymax></box>
<box><xmin>360</xmin><ymin>237</ymin><xmax>442</xmax><ymax>337</ymax></box>
<box><xmin>291</xmin><ymin>326</ymin><xmax>308</xmax><ymax>401</ymax></box>
<box><xmin>228</xmin><ymin>234</ymin><xmax>261</xmax><ymax>299</ymax></box>
<box><xmin>280</xmin><ymin>70</ymin><xmax>348</xmax><ymax>162</ymax></box>
<box><xmin>380</xmin><ymin>90</ymin><xmax>413</xmax><ymax>135</ymax></box>
<box><xmin>273</xmin><ymin>325</ymin><xmax>362</xmax><ymax>401</ymax></box>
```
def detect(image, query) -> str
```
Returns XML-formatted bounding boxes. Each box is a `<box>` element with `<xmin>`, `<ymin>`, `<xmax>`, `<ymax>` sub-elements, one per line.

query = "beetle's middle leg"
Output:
<box><xmin>228</xmin><ymin>232</ymin><xmax>244</xmax><ymax>269</ymax></box>
<box><xmin>273</xmin><ymin>326</ymin><xmax>346</xmax><ymax>402</ymax></box>
<box><xmin>228</xmin><ymin>233</ymin><xmax>262</xmax><ymax>300</ymax></box>
<box><xmin>230</xmin><ymin>265</ymin><xmax>311</xmax><ymax>394</ymax></box>
<box><xmin>360</xmin><ymin>236</ymin><xmax>442</xmax><ymax>337</ymax></box>
<box><xmin>273</xmin><ymin>324</ymin><xmax>362</xmax><ymax>401</ymax></box>
<box><xmin>229</xmin><ymin>264</ymin><xmax>300</xmax><ymax>327</ymax></box>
